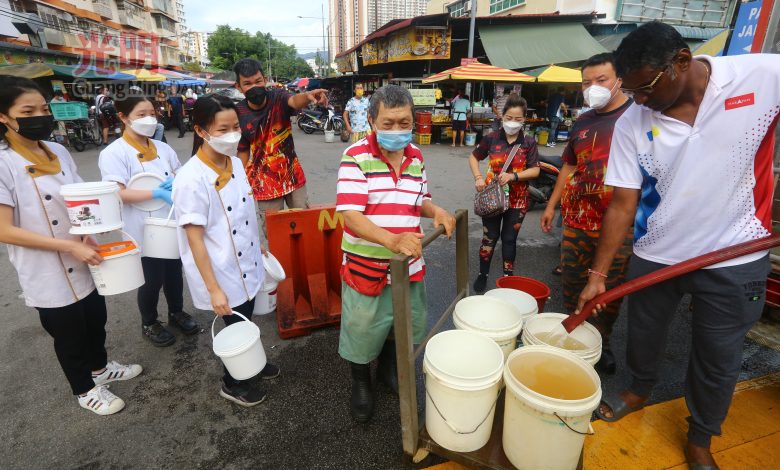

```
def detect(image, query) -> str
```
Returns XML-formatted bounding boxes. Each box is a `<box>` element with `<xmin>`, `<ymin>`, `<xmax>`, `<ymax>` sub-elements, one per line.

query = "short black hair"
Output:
<box><xmin>503</xmin><ymin>93</ymin><xmax>527</xmax><ymax>115</ymax></box>
<box><xmin>581</xmin><ymin>52</ymin><xmax>615</xmax><ymax>72</ymax></box>
<box><xmin>0</xmin><ymin>76</ymin><xmax>46</xmax><ymax>140</ymax></box>
<box><xmin>233</xmin><ymin>58</ymin><xmax>264</xmax><ymax>82</ymax></box>
<box><xmin>191</xmin><ymin>94</ymin><xmax>237</xmax><ymax>155</ymax></box>
<box><xmin>615</xmin><ymin>21</ymin><xmax>689</xmax><ymax>77</ymax></box>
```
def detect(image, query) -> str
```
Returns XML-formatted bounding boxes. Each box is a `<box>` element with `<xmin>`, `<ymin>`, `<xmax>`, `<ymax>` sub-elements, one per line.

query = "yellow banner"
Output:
<box><xmin>387</xmin><ymin>27</ymin><xmax>451</xmax><ymax>63</ymax></box>
<box><xmin>362</xmin><ymin>26</ymin><xmax>451</xmax><ymax>66</ymax></box>
<box><xmin>336</xmin><ymin>52</ymin><xmax>358</xmax><ymax>73</ymax></box>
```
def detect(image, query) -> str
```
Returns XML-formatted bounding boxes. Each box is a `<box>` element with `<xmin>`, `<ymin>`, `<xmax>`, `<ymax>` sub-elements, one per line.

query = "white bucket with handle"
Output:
<box><xmin>503</xmin><ymin>345</ymin><xmax>602</xmax><ymax>470</ymax></box>
<box><xmin>60</xmin><ymin>182</ymin><xmax>123</xmax><ymax>235</ymax></box>
<box><xmin>522</xmin><ymin>313</ymin><xmax>602</xmax><ymax>366</ymax></box>
<box><xmin>89</xmin><ymin>231</ymin><xmax>144</xmax><ymax>296</ymax></box>
<box><xmin>453</xmin><ymin>295</ymin><xmax>524</xmax><ymax>361</ymax></box>
<box><xmin>254</xmin><ymin>252</ymin><xmax>286</xmax><ymax>315</ymax></box>
<box><xmin>212</xmin><ymin>312</ymin><xmax>267</xmax><ymax>380</ymax></box>
<box><xmin>143</xmin><ymin>217</ymin><xmax>179</xmax><ymax>259</ymax></box>
<box><xmin>324</xmin><ymin>130</ymin><xmax>335</xmax><ymax>143</ymax></box>
<box><xmin>423</xmin><ymin>329</ymin><xmax>505</xmax><ymax>452</ymax></box>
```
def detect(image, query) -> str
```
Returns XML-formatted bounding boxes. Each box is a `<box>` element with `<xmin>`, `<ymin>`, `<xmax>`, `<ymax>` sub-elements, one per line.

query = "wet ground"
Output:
<box><xmin>0</xmin><ymin>127</ymin><xmax>777</xmax><ymax>469</ymax></box>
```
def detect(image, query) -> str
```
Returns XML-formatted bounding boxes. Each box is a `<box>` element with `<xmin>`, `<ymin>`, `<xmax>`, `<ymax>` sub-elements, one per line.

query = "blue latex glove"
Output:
<box><xmin>160</xmin><ymin>176</ymin><xmax>174</xmax><ymax>191</ymax></box>
<box><xmin>152</xmin><ymin>187</ymin><xmax>173</xmax><ymax>205</ymax></box>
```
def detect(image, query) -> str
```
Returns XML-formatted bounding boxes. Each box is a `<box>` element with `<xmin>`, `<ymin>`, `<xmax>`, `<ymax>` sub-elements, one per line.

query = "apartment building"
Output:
<box><xmin>0</xmin><ymin>0</ymin><xmax>181</xmax><ymax>67</ymax></box>
<box><xmin>175</xmin><ymin>0</ymin><xmax>190</xmax><ymax>62</ymax></box>
<box><xmin>184</xmin><ymin>30</ymin><xmax>210</xmax><ymax>66</ymax></box>
<box><xmin>366</xmin><ymin>0</ymin><xmax>427</xmax><ymax>32</ymax></box>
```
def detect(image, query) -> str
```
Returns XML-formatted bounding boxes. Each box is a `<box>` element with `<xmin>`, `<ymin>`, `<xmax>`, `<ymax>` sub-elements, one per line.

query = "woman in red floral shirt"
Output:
<box><xmin>468</xmin><ymin>94</ymin><xmax>540</xmax><ymax>293</ymax></box>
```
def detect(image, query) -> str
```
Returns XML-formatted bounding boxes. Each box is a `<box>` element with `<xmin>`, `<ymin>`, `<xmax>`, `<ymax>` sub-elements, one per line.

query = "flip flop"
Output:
<box><xmin>594</xmin><ymin>391</ymin><xmax>646</xmax><ymax>423</ymax></box>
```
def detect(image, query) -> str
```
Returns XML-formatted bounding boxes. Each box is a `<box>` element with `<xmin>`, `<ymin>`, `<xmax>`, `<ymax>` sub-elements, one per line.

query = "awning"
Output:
<box><xmin>120</xmin><ymin>69</ymin><xmax>167</xmax><ymax>82</ymax></box>
<box><xmin>480</xmin><ymin>23</ymin><xmax>607</xmax><ymax>70</ymax></box>
<box><xmin>594</xmin><ymin>32</ymin><xmax>629</xmax><ymax>52</ymax></box>
<box><xmin>524</xmin><ymin>65</ymin><xmax>582</xmax><ymax>83</ymax></box>
<box><xmin>692</xmin><ymin>30</ymin><xmax>729</xmax><ymax>57</ymax></box>
<box><xmin>422</xmin><ymin>61</ymin><xmax>534</xmax><ymax>84</ymax></box>
<box><xmin>0</xmin><ymin>63</ymin><xmax>135</xmax><ymax>80</ymax></box>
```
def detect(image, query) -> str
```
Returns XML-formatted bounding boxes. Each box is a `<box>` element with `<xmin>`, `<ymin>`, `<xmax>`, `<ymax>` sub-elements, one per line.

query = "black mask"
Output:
<box><xmin>245</xmin><ymin>86</ymin><xmax>268</xmax><ymax>106</ymax></box>
<box><xmin>13</xmin><ymin>115</ymin><xmax>56</xmax><ymax>141</ymax></box>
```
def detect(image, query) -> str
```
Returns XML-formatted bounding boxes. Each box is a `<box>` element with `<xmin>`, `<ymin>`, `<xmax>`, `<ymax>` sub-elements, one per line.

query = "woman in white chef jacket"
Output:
<box><xmin>99</xmin><ymin>93</ymin><xmax>199</xmax><ymax>347</ymax></box>
<box><xmin>173</xmin><ymin>94</ymin><xmax>279</xmax><ymax>407</ymax></box>
<box><xmin>0</xmin><ymin>76</ymin><xmax>141</xmax><ymax>415</ymax></box>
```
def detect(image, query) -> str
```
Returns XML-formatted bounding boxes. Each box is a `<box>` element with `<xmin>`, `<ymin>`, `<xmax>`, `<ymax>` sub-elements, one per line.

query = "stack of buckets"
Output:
<box><xmin>254</xmin><ymin>252</ymin><xmax>286</xmax><ymax>315</ymax></box>
<box><xmin>414</xmin><ymin>111</ymin><xmax>433</xmax><ymax>145</ymax></box>
<box><xmin>60</xmin><ymin>182</ymin><xmax>145</xmax><ymax>295</ymax></box>
<box><xmin>423</xmin><ymin>276</ymin><xmax>603</xmax><ymax>469</ymax></box>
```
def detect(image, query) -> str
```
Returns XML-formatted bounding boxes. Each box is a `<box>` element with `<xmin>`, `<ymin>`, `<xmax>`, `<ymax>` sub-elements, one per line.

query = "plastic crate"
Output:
<box><xmin>50</xmin><ymin>102</ymin><xmax>89</xmax><ymax>121</ymax></box>
<box><xmin>414</xmin><ymin>133</ymin><xmax>432</xmax><ymax>145</ymax></box>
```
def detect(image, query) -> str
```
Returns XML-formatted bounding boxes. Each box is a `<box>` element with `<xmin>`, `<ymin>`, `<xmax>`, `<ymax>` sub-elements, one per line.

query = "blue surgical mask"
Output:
<box><xmin>376</xmin><ymin>129</ymin><xmax>412</xmax><ymax>151</ymax></box>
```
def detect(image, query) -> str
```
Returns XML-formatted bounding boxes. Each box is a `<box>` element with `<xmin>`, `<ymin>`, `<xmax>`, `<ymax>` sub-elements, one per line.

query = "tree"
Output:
<box><xmin>181</xmin><ymin>62</ymin><xmax>203</xmax><ymax>73</ymax></box>
<box><xmin>207</xmin><ymin>25</ymin><xmax>314</xmax><ymax>81</ymax></box>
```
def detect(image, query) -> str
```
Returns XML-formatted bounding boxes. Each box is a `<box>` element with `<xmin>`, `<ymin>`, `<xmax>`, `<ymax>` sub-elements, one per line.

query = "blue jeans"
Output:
<box><xmin>548</xmin><ymin>117</ymin><xmax>560</xmax><ymax>142</ymax></box>
<box><xmin>153</xmin><ymin>123</ymin><xmax>165</xmax><ymax>141</ymax></box>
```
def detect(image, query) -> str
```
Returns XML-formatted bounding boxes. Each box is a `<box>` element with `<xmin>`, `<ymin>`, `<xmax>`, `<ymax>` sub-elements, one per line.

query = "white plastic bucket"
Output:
<box><xmin>522</xmin><ymin>313</ymin><xmax>602</xmax><ymax>366</ymax></box>
<box><xmin>89</xmin><ymin>231</ymin><xmax>144</xmax><ymax>296</ymax></box>
<box><xmin>324</xmin><ymin>130</ymin><xmax>335</xmax><ymax>143</ymax></box>
<box><xmin>464</xmin><ymin>132</ymin><xmax>477</xmax><ymax>146</ymax></box>
<box><xmin>485</xmin><ymin>288</ymin><xmax>539</xmax><ymax>323</ymax></box>
<box><xmin>212</xmin><ymin>311</ymin><xmax>267</xmax><ymax>381</ymax></box>
<box><xmin>143</xmin><ymin>217</ymin><xmax>179</xmax><ymax>259</ymax></box>
<box><xmin>262</xmin><ymin>252</ymin><xmax>286</xmax><ymax>283</ymax></box>
<box><xmin>253</xmin><ymin>278</ymin><xmax>279</xmax><ymax>315</ymax></box>
<box><xmin>503</xmin><ymin>346</ymin><xmax>602</xmax><ymax>470</ymax></box>
<box><xmin>423</xmin><ymin>329</ymin><xmax>504</xmax><ymax>452</ymax></box>
<box><xmin>60</xmin><ymin>182</ymin><xmax>123</xmax><ymax>235</ymax></box>
<box><xmin>453</xmin><ymin>295</ymin><xmax>524</xmax><ymax>361</ymax></box>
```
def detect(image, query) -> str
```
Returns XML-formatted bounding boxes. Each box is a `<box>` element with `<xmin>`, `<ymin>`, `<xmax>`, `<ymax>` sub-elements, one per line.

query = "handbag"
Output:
<box><xmin>473</xmin><ymin>144</ymin><xmax>520</xmax><ymax>218</ymax></box>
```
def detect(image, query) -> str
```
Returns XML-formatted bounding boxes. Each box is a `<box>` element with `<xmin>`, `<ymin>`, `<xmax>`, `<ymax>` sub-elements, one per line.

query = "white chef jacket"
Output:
<box><xmin>98</xmin><ymin>137</ymin><xmax>181</xmax><ymax>252</ymax></box>
<box><xmin>0</xmin><ymin>141</ymin><xmax>96</xmax><ymax>308</ymax></box>
<box><xmin>173</xmin><ymin>154</ymin><xmax>264</xmax><ymax>310</ymax></box>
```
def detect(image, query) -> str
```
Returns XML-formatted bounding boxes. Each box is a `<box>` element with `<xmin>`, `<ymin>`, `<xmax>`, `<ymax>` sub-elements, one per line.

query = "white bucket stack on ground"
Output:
<box><xmin>453</xmin><ymin>295</ymin><xmax>524</xmax><ymax>361</ymax></box>
<box><xmin>522</xmin><ymin>313</ymin><xmax>602</xmax><ymax>366</ymax></box>
<box><xmin>503</xmin><ymin>345</ymin><xmax>602</xmax><ymax>470</ymax></box>
<box><xmin>212</xmin><ymin>311</ymin><xmax>267</xmax><ymax>380</ymax></box>
<box><xmin>424</xmin><ymin>329</ymin><xmax>505</xmax><ymax>452</ymax></box>
<box><xmin>254</xmin><ymin>252</ymin><xmax>286</xmax><ymax>315</ymax></box>
<box><xmin>60</xmin><ymin>182</ymin><xmax>145</xmax><ymax>295</ymax></box>
<box><xmin>143</xmin><ymin>217</ymin><xmax>179</xmax><ymax>259</ymax></box>
<box><xmin>484</xmin><ymin>288</ymin><xmax>539</xmax><ymax>325</ymax></box>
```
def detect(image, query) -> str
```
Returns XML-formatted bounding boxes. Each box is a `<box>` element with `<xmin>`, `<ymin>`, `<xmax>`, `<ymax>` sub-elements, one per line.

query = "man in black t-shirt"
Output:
<box><xmin>166</xmin><ymin>85</ymin><xmax>186</xmax><ymax>138</ymax></box>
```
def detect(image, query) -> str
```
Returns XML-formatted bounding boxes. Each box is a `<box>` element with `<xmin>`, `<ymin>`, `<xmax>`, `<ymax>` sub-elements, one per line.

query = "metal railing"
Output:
<box><xmin>390</xmin><ymin>208</ymin><xmax>469</xmax><ymax>461</ymax></box>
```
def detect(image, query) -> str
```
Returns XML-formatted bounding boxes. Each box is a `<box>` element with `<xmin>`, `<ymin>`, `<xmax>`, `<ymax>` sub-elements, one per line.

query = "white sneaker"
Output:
<box><xmin>92</xmin><ymin>360</ymin><xmax>143</xmax><ymax>386</ymax></box>
<box><xmin>78</xmin><ymin>385</ymin><xmax>125</xmax><ymax>415</ymax></box>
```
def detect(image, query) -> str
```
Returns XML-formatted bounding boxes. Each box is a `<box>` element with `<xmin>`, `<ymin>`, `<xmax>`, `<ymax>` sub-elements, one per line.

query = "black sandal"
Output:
<box><xmin>594</xmin><ymin>391</ymin><xmax>646</xmax><ymax>422</ymax></box>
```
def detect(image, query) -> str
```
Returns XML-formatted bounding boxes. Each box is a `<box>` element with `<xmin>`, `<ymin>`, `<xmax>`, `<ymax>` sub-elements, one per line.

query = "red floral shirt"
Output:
<box><xmin>473</xmin><ymin>130</ymin><xmax>539</xmax><ymax>213</ymax></box>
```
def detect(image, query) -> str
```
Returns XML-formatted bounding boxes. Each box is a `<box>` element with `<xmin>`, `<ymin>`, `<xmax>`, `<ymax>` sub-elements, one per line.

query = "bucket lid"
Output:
<box><xmin>454</xmin><ymin>295</ymin><xmax>523</xmax><ymax>333</ymax></box>
<box><xmin>127</xmin><ymin>172</ymin><xmax>167</xmax><ymax>212</ymax></box>
<box><xmin>485</xmin><ymin>288</ymin><xmax>538</xmax><ymax>316</ymax></box>
<box><xmin>262</xmin><ymin>252</ymin><xmax>286</xmax><ymax>282</ymax></box>
<box><xmin>97</xmin><ymin>240</ymin><xmax>139</xmax><ymax>257</ymax></box>
<box><xmin>424</xmin><ymin>330</ymin><xmax>504</xmax><ymax>390</ymax></box>
<box><xmin>60</xmin><ymin>181</ymin><xmax>119</xmax><ymax>197</ymax></box>
<box><xmin>144</xmin><ymin>217</ymin><xmax>178</xmax><ymax>228</ymax></box>
<box><xmin>213</xmin><ymin>321</ymin><xmax>260</xmax><ymax>356</ymax></box>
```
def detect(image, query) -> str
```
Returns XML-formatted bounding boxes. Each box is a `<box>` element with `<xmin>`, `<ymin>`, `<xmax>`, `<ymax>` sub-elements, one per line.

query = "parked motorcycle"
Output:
<box><xmin>297</xmin><ymin>105</ymin><xmax>344</xmax><ymax>135</ymax></box>
<box><xmin>528</xmin><ymin>153</ymin><xmax>562</xmax><ymax>210</ymax></box>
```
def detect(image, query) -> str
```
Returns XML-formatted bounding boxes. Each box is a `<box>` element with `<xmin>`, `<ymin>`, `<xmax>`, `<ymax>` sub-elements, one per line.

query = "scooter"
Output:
<box><xmin>297</xmin><ymin>105</ymin><xmax>344</xmax><ymax>135</ymax></box>
<box><xmin>528</xmin><ymin>153</ymin><xmax>562</xmax><ymax>210</ymax></box>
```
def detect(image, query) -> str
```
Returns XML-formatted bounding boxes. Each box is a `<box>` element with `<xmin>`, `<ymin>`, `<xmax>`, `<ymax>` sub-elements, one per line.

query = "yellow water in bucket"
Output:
<box><xmin>509</xmin><ymin>350</ymin><xmax>596</xmax><ymax>400</ymax></box>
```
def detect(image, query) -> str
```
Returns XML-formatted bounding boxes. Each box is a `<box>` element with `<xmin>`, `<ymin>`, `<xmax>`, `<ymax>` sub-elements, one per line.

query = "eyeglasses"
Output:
<box><xmin>620</xmin><ymin>69</ymin><xmax>666</xmax><ymax>98</ymax></box>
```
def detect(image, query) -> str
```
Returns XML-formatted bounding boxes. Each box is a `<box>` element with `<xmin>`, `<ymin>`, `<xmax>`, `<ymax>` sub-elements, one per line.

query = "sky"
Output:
<box><xmin>184</xmin><ymin>0</ymin><xmax>331</xmax><ymax>55</ymax></box>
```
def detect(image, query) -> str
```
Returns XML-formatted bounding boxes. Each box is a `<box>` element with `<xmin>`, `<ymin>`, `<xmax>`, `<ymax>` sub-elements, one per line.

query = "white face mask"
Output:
<box><xmin>129</xmin><ymin>115</ymin><xmax>158</xmax><ymax>137</ymax></box>
<box><xmin>503</xmin><ymin>120</ymin><xmax>523</xmax><ymax>135</ymax></box>
<box><xmin>583</xmin><ymin>81</ymin><xmax>619</xmax><ymax>110</ymax></box>
<box><xmin>206</xmin><ymin>131</ymin><xmax>241</xmax><ymax>156</ymax></box>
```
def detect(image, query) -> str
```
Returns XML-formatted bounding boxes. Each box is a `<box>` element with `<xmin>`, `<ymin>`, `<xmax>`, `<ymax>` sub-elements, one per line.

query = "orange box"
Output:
<box><xmin>266</xmin><ymin>205</ymin><xmax>343</xmax><ymax>338</ymax></box>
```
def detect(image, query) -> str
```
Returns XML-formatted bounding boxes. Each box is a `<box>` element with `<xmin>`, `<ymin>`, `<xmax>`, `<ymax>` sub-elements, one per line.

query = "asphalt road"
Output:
<box><xmin>1</xmin><ymin>126</ymin><xmax>778</xmax><ymax>469</ymax></box>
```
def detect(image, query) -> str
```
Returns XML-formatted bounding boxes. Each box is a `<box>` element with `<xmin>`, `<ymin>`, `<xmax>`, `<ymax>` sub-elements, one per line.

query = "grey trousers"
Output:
<box><xmin>255</xmin><ymin>185</ymin><xmax>310</xmax><ymax>243</ymax></box>
<box><xmin>625</xmin><ymin>255</ymin><xmax>770</xmax><ymax>447</ymax></box>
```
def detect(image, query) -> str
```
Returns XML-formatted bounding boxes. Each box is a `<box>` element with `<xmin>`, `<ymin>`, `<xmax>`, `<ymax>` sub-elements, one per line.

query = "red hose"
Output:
<box><xmin>561</xmin><ymin>234</ymin><xmax>780</xmax><ymax>333</ymax></box>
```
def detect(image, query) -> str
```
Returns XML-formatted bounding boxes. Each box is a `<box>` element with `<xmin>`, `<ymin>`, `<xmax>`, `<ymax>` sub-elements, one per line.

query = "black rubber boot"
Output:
<box><xmin>168</xmin><ymin>311</ymin><xmax>200</xmax><ymax>335</ymax></box>
<box><xmin>473</xmin><ymin>273</ymin><xmax>488</xmax><ymax>293</ymax></box>
<box><xmin>377</xmin><ymin>340</ymin><xmax>399</xmax><ymax>395</ymax></box>
<box><xmin>349</xmin><ymin>362</ymin><xmax>374</xmax><ymax>423</ymax></box>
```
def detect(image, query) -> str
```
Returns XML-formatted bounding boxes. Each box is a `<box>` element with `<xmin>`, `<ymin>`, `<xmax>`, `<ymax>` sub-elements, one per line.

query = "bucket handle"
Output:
<box><xmin>424</xmin><ymin>375</ymin><xmax>500</xmax><ymax>435</ymax></box>
<box><xmin>554</xmin><ymin>412</ymin><xmax>595</xmax><ymax>436</ymax></box>
<box><xmin>211</xmin><ymin>311</ymin><xmax>252</xmax><ymax>341</ymax></box>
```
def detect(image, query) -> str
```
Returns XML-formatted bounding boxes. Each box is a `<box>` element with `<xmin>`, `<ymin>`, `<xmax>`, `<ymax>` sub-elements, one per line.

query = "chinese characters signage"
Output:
<box><xmin>362</xmin><ymin>27</ymin><xmax>451</xmax><ymax>66</ymax></box>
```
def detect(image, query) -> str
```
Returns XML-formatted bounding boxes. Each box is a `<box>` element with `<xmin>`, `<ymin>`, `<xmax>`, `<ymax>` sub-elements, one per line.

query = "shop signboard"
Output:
<box><xmin>386</xmin><ymin>27</ymin><xmax>451</xmax><ymax>63</ymax></box>
<box><xmin>727</xmin><ymin>0</ymin><xmax>764</xmax><ymax>55</ymax></box>
<box><xmin>362</xmin><ymin>39</ymin><xmax>387</xmax><ymax>66</ymax></box>
<box><xmin>336</xmin><ymin>51</ymin><xmax>358</xmax><ymax>73</ymax></box>
<box><xmin>409</xmin><ymin>88</ymin><xmax>437</xmax><ymax>106</ymax></box>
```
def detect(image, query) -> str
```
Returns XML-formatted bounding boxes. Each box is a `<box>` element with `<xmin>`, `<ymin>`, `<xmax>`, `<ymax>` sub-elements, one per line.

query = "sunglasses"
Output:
<box><xmin>620</xmin><ymin>69</ymin><xmax>666</xmax><ymax>98</ymax></box>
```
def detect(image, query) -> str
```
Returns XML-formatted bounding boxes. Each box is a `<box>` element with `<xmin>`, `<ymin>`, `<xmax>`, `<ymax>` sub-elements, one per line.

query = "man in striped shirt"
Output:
<box><xmin>336</xmin><ymin>85</ymin><xmax>455</xmax><ymax>423</ymax></box>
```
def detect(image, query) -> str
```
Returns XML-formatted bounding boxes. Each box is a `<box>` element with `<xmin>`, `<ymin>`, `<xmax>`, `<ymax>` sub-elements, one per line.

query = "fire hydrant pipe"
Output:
<box><xmin>562</xmin><ymin>234</ymin><xmax>780</xmax><ymax>333</ymax></box>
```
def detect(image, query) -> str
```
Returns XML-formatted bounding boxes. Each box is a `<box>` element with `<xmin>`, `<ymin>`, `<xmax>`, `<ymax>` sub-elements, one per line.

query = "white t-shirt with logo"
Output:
<box><xmin>606</xmin><ymin>54</ymin><xmax>780</xmax><ymax>267</ymax></box>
